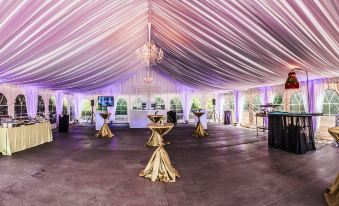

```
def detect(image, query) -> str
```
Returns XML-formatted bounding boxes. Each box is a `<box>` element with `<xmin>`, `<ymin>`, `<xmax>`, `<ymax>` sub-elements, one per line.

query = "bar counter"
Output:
<box><xmin>268</xmin><ymin>112</ymin><xmax>322</xmax><ymax>154</ymax></box>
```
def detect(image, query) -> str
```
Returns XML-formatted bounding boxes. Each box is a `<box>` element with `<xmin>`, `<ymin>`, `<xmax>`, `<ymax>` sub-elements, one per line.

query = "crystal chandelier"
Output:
<box><xmin>136</xmin><ymin>23</ymin><xmax>163</xmax><ymax>67</ymax></box>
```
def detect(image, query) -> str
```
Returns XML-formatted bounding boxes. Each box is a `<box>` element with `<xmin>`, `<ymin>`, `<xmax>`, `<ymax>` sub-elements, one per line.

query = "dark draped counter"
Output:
<box><xmin>268</xmin><ymin>112</ymin><xmax>322</xmax><ymax>154</ymax></box>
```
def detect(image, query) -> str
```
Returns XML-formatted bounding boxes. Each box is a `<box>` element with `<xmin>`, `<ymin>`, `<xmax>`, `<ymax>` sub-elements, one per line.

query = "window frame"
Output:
<box><xmin>290</xmin><ymin>92</ymin><xmax>305</xmax><ymax>113</ymax></box>
<box><xmin>322</xmin><ymin>89</ymin><xmax>339</xmax><ymax>116</ymax></box>
<box><xmin>0</xmin><ymin>93</ymin><xmax>8</xmax><ymax>117</ymax></box>
<box><xmin>37</xmin><ymin>95</ymin><xmax>45</xmax><ymax>117</ymax></box>
<box><xmin>14</xmin><ymin>94</ymin><xmax>28</xmax><ymax>117</ymax></box>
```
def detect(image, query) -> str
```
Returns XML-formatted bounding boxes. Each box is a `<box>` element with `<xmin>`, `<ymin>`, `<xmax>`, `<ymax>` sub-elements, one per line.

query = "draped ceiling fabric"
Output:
<box><xmin>0</xmin><ymin>1</ymin><xmax>338</xmax><ymax>92</ymax></box>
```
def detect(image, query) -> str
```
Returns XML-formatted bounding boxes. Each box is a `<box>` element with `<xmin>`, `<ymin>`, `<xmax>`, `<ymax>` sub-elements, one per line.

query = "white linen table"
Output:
<box><xmin>129</xmin><ymin>110</ymin><xmax>167</xmax><ymax>128</ymax></box>
<box><xmin>0</xmin><ymin>122</ymin><xmax>53</xmax><ymax>155</ymax></box>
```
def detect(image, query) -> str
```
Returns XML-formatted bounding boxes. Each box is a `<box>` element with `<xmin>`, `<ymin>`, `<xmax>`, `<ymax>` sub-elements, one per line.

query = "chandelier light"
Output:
<box><xmin>144</xmin><ymin>68</ymin><xmax>153</xmax><ymax>84</ymax></box>
<box><xmin>285</xmin><ymin>70</ymin><xmax>299</xmax><ymax>89</ymax></box>
<box><xmin>285</xmin><ymin>67</ymin><xmax>310</xmax><ymax>112</ymax></box>
<box><xmin>136</xmin><ymin>23</ymin><xmax>163</xmax><ymax>67</ymax></box>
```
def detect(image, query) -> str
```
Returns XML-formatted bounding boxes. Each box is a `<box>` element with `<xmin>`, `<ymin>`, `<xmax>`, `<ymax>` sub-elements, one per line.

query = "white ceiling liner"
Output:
<box><xmin>0</xmin><ymin>0</ymin><xmax>338</xmax><ymax>92</ymax></box>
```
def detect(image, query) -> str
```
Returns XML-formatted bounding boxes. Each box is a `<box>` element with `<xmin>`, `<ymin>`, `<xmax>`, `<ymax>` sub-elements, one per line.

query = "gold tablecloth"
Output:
<box><xmin>324</xmin><ymin>173</ymin><xmax>339</xmax><ymax>206</ymax></box>
<box><xmin>328</xmin><ymin>127</ymin><xmax>339</xmax><ymax>143</ymax></box>
<box><xmin>0</xmin><ymin>122</ymin><xmax>53</xmax><ymax>155</ymax></box>
<box><xmin>146</xmin><ymin>115</ymin><xmax>167</xmax><ymax>147</ymax></box>
<box><xmin>193</xmin><ymin>111</ymin><xmax>208</xmax><ymax>137</ymax></box>
<box><xmin>139</xmin><ymin>123</ymin><xmax>180</xmax><ymax>182</ymax></box>
<box><xmin>96</xmin><ymin>113</ymin><xmax>114</xmax><ymax>138</ymax></box>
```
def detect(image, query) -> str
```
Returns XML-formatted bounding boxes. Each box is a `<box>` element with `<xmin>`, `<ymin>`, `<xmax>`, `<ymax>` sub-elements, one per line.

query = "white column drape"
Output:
<box><xmin>109</xmin><ymin>96</ymin><xmax>118</xmax><ymax>122</ymax></box>
<box><xmin>310</xmin><ymin>80</ymin><xmax>326</xmax><ymax>136</ymax></box>
<box><xmin>180</xmin><ymin>93</ymin><xmax>193</xmax><ymax>123</ymax></box>
<box><xmin>24</xmin><ymin>87</ymin><xmax>38</xmax><ymax>118</ymax></box>
<box><xmin>301</xmin><ymin>83</ymin><xmax>310</xmax><ymax>113</ymax></box>
<box><xmin>55</xmin><ymin>90</ymin><xmax>64</xmax><ymax>123</ymax></box>
<box><xmin>73</xmin><ymin>93</ymin><xmax>83</xmax><ymax>120</ymax></box>
<box><xmin>216</xmin><ymin>93</ymin><xmax>223</xmax><ymax>119</ymax></box>
<box><xmin>233</xmin><ymin>90</ymin><xmax>244</xmax><ymax>123</ymax></box>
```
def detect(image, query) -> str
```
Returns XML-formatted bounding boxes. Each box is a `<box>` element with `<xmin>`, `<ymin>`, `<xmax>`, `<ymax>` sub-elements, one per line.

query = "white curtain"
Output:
<box><xmin>55</xmin><ymin>90</ymin><xmax>64</xmax><ymax>123</ymax></box>
<box><xmin>24</xmin><ymin>87</ymin><xmax>38</xmax><ymax>118</ymax></box>
<box><xmin>233</xmin><ymin>90</ymin><xmax>244</xmax><ymax>123</ymax></box>
<box><xmin>216</xmin><ymin>93</ymin><xmax>223</xmax><ymax>119</ymax></box>
<box><xmin>108</xmin><ymin>96</ymin><xmax>118</xmax><ymax>122</ymax></box>
<box><xmin>301</xmin><ymin>82</ymin><xmax>310</xmax><ymax>113</ymax></box>
<box><xmin>180</xmin><ymin>93</ymin><xmax>193</xmax><ymax>123</ymax></box>
<box><xmin>311</xmin><ymin>80</ymin><xmax>326</xmax><ymax>135</ymax></box>
<box><xmin>73</xmin><ymin>93</ymin><xmax>83</xmax><ymax>120</ymax></box>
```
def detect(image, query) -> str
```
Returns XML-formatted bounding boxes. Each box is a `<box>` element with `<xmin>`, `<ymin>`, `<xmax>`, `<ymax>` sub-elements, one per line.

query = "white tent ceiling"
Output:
<box><xmin>0</xmin><ymin>0</ymin><xmax>338</xmax><ymax>92</ymax></box>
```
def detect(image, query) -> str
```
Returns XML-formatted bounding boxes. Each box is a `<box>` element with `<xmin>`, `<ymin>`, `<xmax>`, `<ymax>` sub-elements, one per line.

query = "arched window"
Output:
<box><xmin>290</xmin><ymin>92</ymin><xmax>305</xmax><ymax>113</ymax></box>
<box><xmin>170</xmin><ymin>97</ymin><xmax>183</xmax><ymax>120</ymax></box>
<box><xmin>152</xmin><ymin>97</ymin><xmax>165</xmax><ymax>110</ymax></box>
<box><xmin>81</xmin><ymin>99</ymin><xmax>91</xmax><ymax>120</ymax></box>
<box><xmin>0</xmin><ymin>93</ymin><xmax>8</xmax><ymax>117</ymax></box>
<box><xmin>37</xmin><ymin>95</ymin><xmax>45</xmax><ymax>117</ymax></box>
<box><xmin>243</xmin><ymin>96</ymin><xmax>249</xmax><ymax>111</ymax></box>
<box><xmin>133</xmin><ymin>97</ymin><xmax>146</xmax><ymax>110</ymax></box>
<box><xmin>322</xmin><ymin>89</ymin><xmax>339</xmax><ymax>115</ymax></box>
<box><xmin>191</xmin><ymin>98</ymin><xmax>201</xmax><ymax>111</ymax></box>
<box><xmin>14</xmin><ymin>94</ymin><xmax>27</xmax><ymax>117</ymax></box>
<box><xmin>62</xmin><ymin>98</ymin><xmax>68</xmax><ymax>114</ymax></box>
<box><xmin>273</xmin><ymin>94</ymin><xmax>283</xmax><ymax>111</ymax></box>
<box><xmin>115</xmin><ymin>98</ymin><xmax>128</xmax><ymax>121</ymax></box>
<box><xmin>49</xmin><ymin>97</ymin><xmax>56</xmax><ymax>123</ymax></box>
<box><xmin>252</xmin><ymin>95</ymin><xmax>261</xmax><ymax>112</ymax></box>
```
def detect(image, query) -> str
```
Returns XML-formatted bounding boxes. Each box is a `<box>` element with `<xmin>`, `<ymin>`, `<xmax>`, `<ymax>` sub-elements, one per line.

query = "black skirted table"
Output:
<box><xmin>268</xmin><ymin>112</ymin><xmax>322</xmax><ymax>154</ymax></box>
<box><xmin>224</xmin><ymin>111</ymin><xmax>232</xmax><ymax>125</ymax></box>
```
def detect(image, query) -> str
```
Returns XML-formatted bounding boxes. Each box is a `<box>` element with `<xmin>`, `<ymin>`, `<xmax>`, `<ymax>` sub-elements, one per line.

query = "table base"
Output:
<box><xmin>328</xmin><ymin>127</ymin><xmax>339</xmax><ymax>143</ymax></box>
<box><xmin>324</xmin><ymin>173</ymin><xmax>339</xmax><ymax>206</ymax></box>
<box><xmin>96</xmin><ymin>123</ymin><xmax>114</xmax><ymax>138</ymax></box>
<box><xmin>139</xmin><ymin>146</ymin><xmax>180</xmax><ymax>182</ymax></box>
<box><xmin>146</xmin><ymin>132</ymin><xmax>170</xmax><ymax>147</ymax></box>
<box><xmin>193</xmin><ymin>121</ymin><xmax>208</xmax><ymax>137</ymax></box>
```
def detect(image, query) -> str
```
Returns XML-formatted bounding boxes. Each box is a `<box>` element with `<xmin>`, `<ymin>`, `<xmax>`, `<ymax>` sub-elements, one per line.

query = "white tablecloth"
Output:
<box><xmin>0</xmin><ymin>122</ymin><xmax>53</xmax><ymax>155</ymax></box>
<box><xmin>129</xmin><ymin>110</ymin><xmax>167</xmax><ymax>128</ymax></box>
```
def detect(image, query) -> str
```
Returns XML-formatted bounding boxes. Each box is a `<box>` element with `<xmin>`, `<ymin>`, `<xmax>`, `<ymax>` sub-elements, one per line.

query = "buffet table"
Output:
<box><xmin>0</xmin><ymin>122</ymin><xmax>53</xmax><ymax>155</ymax></box>
<box><xmin>129</xmin><ymin>110</ymin><xmax>167</xmax><ymax>128</ymax></box>
<box><xmin>268</xmin><ymin>112</ymin><xmax>322</xmax><ymax>154</ymax></box>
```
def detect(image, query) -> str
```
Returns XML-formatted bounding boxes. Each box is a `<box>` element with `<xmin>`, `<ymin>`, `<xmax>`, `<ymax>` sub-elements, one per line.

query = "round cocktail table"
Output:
<box><xmin>139</xmin><ymin>123</ymin><xmax>180</xmax><ymax>182</ymax></box>
<box><xmin>96</xmin><ymin>113</ymin><xmax>114</xmax><ymax>138</ymax></box>
<box><xmin>192</xmin><ymin>111</ymin><xmax>208</xmax><ymax>137</ymax></box>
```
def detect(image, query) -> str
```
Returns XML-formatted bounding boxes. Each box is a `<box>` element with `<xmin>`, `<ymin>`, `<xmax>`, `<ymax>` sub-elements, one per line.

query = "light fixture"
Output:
<box><xmin>285</xmin><ymin>68</ymin><xmax>310</xmax><ymax>113</ymax></box>
<box><xmin>285</xmin><ymin>70</ymin><xmax>300</xmax><ymax>89</ymax></box>
<box><xmin>136</xmin><ymin>23</ymin><xmax>163</xmax><ymax>67</ymax></box>
<box><xmin>144</xmin><ymin>68</ymin><xmax>153</xmax><ymax>84</ymax></box>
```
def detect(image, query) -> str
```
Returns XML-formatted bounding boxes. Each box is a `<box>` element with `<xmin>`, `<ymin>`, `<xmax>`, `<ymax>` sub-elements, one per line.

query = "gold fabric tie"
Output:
<box><xmin>328</xmin><ymin>127</ymin><xmax>339</xmax><ymax>143</ymax></box>
<box><xmin>324</xmin><ymin>173</ymin><xmax>339</xmax><ymax>206</ymax></box>
<box><xmin>193</xmin><ymin>121</ymin><xmax>208</xmax><ymax>137</ymax></box>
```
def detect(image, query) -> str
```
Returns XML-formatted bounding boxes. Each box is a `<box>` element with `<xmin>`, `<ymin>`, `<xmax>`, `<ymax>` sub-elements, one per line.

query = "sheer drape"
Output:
<box><xmin>233</xmin><ymin>90</ymin><xmax>244</xmax><ymax>123</ymax></box>
<box><xmin>55</xmin><ymin>91</ymin><xmax>64</xmax><ymax>123</ymax></box>
<box><xmin>180</xmin><ymin>93</ymin><xmax>193</xmax><ymax>123</ymax></box>
<box><xmin>301</xmin><ymin>83</ymin><xmax>310</xmax><ymax>113</ymax></box>
<box><xmin>73</xmin><ymin>94</ymin><xmax>83</xmax><ymax>120</ymax></box>
<box><xmin>310</xmin><ymin>80</ymin><xmax>326</xmax><ymax>136</ymax></box>
<box><xmin>24</xmin><ymin>87</ymin><xmax>38</xmax><ymax>117</ymax></box>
